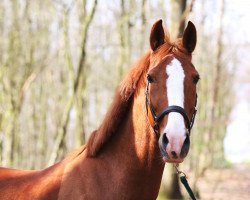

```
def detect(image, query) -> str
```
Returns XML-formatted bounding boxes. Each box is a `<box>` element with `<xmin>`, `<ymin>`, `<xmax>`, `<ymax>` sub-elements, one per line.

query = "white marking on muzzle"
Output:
<box><xmin>163</xmin><ymin>58</ymin><xmax>186</xmax><ymax>154</ymax></box>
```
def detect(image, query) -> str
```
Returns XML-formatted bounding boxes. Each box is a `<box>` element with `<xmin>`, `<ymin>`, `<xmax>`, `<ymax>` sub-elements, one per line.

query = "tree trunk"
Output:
<box><xmin>139</xmin><ymin>0</ymin><xmax>147</xmax><ymax>55</ymax></box>
<box><xmin>206</xmin><ymin>0</ymin><xmax>225</xmax><ymax>168</ymax></box>
<box><xmin>166</xmin><ymin>167</ymin><xmax>183</xmax><ymax>199</ymax></box>
<box><xmin>48</xmin><ymin>0</ymin><xmax>98</xmax><ymax>166</ymax></box>
<box><xmin>116</xmin><ymin>0</ymin><xmax>127</xmax><ymax>84</ymax></box>
<box><xmin>163</xmin><ymin>0</ymin><xmax>196</xmax><ymax>199</ymax></box>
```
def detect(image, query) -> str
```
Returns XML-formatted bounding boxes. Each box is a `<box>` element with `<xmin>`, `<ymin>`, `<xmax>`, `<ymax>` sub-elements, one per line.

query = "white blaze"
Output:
<box><xmin>164</xmin><ymin>58</ymin><xmax>186</xmax><ymax>144</ymax></box>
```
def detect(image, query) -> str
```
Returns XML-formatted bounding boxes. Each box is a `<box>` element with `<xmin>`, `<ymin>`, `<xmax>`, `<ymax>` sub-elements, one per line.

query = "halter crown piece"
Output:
<box><xmin>145</xmin><ymin>78</ymin><xmax>197</xmax><ymax>135</ymax></box>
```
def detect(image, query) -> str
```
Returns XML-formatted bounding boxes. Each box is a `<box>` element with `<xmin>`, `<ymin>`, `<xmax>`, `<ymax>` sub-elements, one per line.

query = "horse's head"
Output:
<box><xmin>146</xmin><ymin>20</ymin><xmax>199</xmax><ymax>163</ymax></box>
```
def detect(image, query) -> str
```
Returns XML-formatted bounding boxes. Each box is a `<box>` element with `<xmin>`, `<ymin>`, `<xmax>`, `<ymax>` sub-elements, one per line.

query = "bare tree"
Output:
<box><xmin>48</xmin><ymin>0</ymin><xmax>98</xmax><ymax>166</ymax></box>
<box><xmin>161</xmin><ymin>0</ymin><xmax>196</xmax><ymax>199</ymax></box>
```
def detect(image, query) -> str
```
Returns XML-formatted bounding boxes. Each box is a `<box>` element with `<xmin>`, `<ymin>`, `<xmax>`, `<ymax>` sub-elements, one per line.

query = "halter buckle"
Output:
<box><xmin>153</xmin><ymin>123</ymin><xmax>160</xmax><ymax>136</ymax></box>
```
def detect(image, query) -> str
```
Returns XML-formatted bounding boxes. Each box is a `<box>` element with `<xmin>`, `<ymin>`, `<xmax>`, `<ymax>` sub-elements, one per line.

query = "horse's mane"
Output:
<box><xmin>63</xmin><ymin>144</ymin><xmax>87</xmax><ymax>161</ymax></box>
<box><xmin>86</xmin><ymin>52</ymin><xmax>151</xmax><ymax>157</ymax></box>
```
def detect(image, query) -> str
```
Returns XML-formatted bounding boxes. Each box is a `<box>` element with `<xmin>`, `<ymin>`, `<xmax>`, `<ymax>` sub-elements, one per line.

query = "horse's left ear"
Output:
<box><xmin>150</xmin><ymin>19</ymin><xmax>165</xmax><ymax>51</ymax></box>
<box><xmin>182</xmin><ymin>21</ymin><xmax>197</xmax><ymax>53</ymax></box>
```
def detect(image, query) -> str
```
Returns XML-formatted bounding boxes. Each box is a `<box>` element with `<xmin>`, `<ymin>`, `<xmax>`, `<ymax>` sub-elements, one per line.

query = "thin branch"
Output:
<box><xmin>178</xmin><ymin>0</ymin><xmax>196</xmax><ymax>37</ymax></box>
<box><xmin>52</xmin><ymin>0</ymin><xmax>76</xmax><ymax>14</ymax></box>
<box><xmin>20</xmin><ymin>73</ymin><xmax>37</xmax><ymax>103</ymax></box>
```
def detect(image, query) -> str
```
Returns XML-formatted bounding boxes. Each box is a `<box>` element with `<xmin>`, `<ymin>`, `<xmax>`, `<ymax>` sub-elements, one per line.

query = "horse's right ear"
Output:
<box><xmin>182</xmin><ymin>21</ymin><xmax>197</xmax><ymax>53</ymax></box>
<box><xmin>150</xmin><ymin>19</ymin><xmax>165</xmax><ymax>51</ymax></box>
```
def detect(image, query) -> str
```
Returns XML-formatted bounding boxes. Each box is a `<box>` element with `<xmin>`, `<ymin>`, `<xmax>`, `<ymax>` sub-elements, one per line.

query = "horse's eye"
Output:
<box><xmin>147</xmin><ymin>74</ymin><xmax>154</xmax><ymax>83</ymax></box>
<box><xmin>192</xmin><ymin>75</ymin><xmax>200</xmax><ymax>84</ymax></box>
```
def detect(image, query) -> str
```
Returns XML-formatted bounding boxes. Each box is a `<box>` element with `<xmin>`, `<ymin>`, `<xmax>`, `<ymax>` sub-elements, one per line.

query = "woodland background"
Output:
<box><xmin>0</xmin><ymin>0</ymin><xmax>249</xmax><ymax>199</ymax></box>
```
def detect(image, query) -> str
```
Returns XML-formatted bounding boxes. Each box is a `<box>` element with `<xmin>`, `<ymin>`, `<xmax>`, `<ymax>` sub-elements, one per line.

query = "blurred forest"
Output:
<box><xmin>0</xmin><ymin>0</ymin><xmax>249</xmax><ymax>199</ymax></box>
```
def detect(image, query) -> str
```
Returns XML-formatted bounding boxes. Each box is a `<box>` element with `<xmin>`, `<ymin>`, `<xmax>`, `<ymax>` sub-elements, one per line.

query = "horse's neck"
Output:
<box><xmin>100</xmin><ymin>86</ymin><xmax>165</xmax><ymax>193</ymax></box>
<box><xmin>130</xmin><ymin>88</ymin><xmax>160</xmax><ymax>165</ymax></box>
<box><xmin>58</xmin><ymin>87</ymin><xmax>165</xmax><ymax>199</ymax></box>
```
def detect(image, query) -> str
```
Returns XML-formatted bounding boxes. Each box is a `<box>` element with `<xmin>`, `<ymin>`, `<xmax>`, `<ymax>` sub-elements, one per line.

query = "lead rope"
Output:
<box><xmin>174</xmin><ymin>164</ymin><xmax>197</xmax><ymax>200</ymax></box>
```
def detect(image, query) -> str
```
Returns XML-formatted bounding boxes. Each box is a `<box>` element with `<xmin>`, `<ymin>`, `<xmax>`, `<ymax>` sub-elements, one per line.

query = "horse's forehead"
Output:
<box><xmin>149</xmin><ymin>42</ymin><xmax>193</xmax><ymax>71</ymax></box>
<box><xmin>149</xmin><ymin>55</ymin><xmax>187</xmax><ymax>75</ymax></box>
<box><xmin>149</xmin><ymin>55</ymin><xmax>173</xmax><ymax>72</ymax></box>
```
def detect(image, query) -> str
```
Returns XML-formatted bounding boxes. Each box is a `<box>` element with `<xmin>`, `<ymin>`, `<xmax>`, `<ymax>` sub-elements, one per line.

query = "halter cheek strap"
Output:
<box><xmin>146</xmin><ymin>105</ymin><xmax>161</xmax><ymax>136</ymax></box>
<box><xmin>147</xmin><ymin>105</ymin><xmax>156</xmax><ymax>128</ymax></box>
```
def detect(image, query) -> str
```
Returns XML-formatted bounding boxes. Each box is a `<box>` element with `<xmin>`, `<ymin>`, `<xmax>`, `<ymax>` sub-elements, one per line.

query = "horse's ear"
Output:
<box><xmin>182</xmin><ymin>21</ymin><xmax>197</xmax><ymax>53</ymax></box>
<box><xmin>150</xmin><ymin>19</ymin><xmax>165</xmax><ymax>51</ymax></box>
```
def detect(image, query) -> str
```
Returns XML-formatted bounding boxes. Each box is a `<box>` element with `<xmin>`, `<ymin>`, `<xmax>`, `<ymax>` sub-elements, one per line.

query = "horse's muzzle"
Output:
<box><xmin>158</xmin><ymin>132</ymin><xmax>190</xmax><ymax>163</ymax></box>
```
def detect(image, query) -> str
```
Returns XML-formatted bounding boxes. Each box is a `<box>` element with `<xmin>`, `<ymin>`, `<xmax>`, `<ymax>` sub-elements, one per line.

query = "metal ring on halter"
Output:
<box><xmin>174</xmin><ymin>164</ymin><xmax>187</xmax><ymax>178</ymax></box>
<box><xmin>153</xmin><ymin>123</ymin><xmax>160</xmax><ymax>136</ymax></box>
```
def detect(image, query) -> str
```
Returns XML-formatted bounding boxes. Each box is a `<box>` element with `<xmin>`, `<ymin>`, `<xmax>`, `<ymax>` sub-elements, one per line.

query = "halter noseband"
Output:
<box><xmin>145</xmin><ymin>79</ymin><xmax>197</xmax><ymax>135</ymax></box>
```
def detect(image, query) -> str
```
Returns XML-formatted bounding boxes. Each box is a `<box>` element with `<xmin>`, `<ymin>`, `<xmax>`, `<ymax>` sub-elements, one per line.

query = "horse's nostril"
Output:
<box><xmin>180</xmin><ymin>136</ymin><xmax>190</xmax><ymax>158</ymax></box>
<box><xmin>162</xmin><ymin>133</ymin><xmax>169</xmax><ymax>145</ymax></box>
<box><xmin>184</xmin><ymin>136</ymin><xmax>190</xmax><ymax>147</ymax></box>
<box><xmin>171</xmin><ymin>151</ymin><xmax>178</xmax><ymax>159</ymax></box>
<box><xmin>158</xmin><ymin>133</ymin><xmax>169</xmax><ymax>158</ymax></box>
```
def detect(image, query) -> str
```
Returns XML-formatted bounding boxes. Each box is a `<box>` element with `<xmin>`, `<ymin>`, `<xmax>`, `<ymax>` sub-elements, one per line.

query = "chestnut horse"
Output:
<box><xmin>0</xmin><ymin>20</ymin><xmax>199</xmax><ymax>199</ymax></box>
